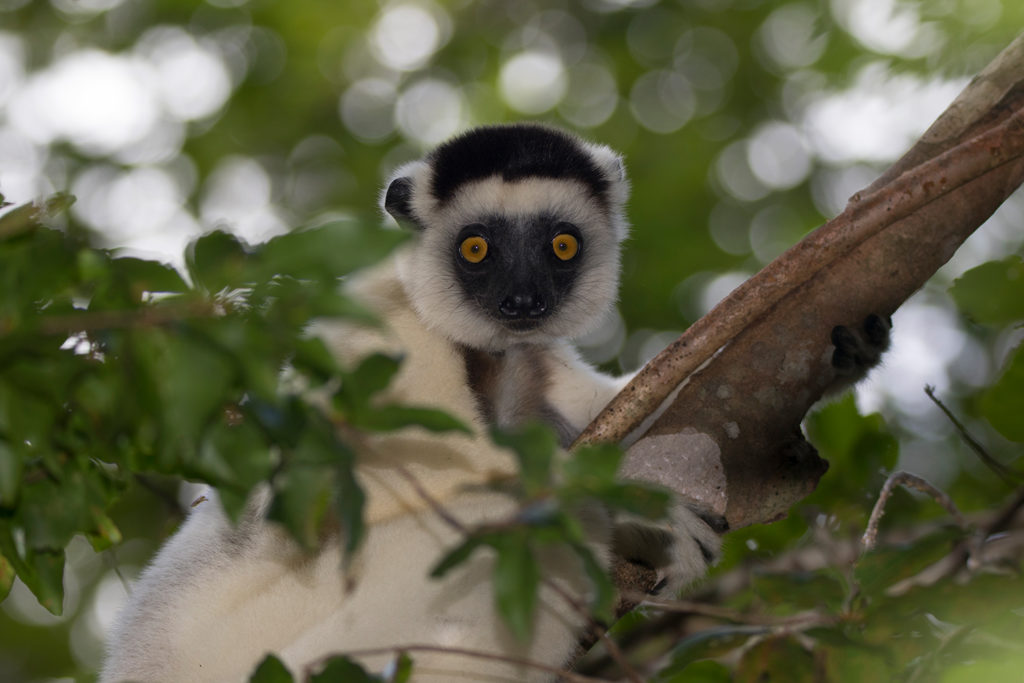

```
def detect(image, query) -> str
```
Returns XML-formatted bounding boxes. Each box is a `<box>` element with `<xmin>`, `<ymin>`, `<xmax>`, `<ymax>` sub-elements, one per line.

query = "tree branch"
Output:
<box><xmin>577</xmin><ymin>32</ymin><xmax>1024</xmax><ymax>533</ymax></box>
<box><xmin>575</xmin><ymin>99</ymin><xmax>1024</xmax><ymax>453</ymax></box>
<box><xmin>860</xmin><ymin>471</ymin><xmax>969</xmax><ymax>554</ymax></box>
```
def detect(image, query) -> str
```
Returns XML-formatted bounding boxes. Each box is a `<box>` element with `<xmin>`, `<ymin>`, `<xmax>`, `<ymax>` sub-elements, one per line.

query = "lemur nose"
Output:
<box><xmin>499</xmin><ymin>293</ymin><xmax>547</xmax><ymax>318</ymax></box>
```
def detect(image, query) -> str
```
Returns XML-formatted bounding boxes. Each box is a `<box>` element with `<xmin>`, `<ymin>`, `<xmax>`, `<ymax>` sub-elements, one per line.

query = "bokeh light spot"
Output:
<box><xmin>558</xmin><ymin>61</ymin><xmax>618</xmax><ymax>128</ymax></box>
<box><xmin>628</xmin><ymin>69</ymin><xmax>695</xmax><ymax>134</ymax></box>
<box><xmin>340</xmin><ymin>78</ymin><xmax>398</xmax><ymax>142</ymax></box>
<box><xmin>51</xmin><ymin>0</ymin><xmax>125</xmax><ymax>16</ymax></box>
<box><xmin>746</xmin><ymin>121</ymin><xmax>812</xmax><ymax>190</ymax></box>
<box><xmin>714</xmin><ymin>140</ymin><xmax>770</xmax><ymax>203</ymax></box>
<box><xmin>9</xmin><ymin>49</ymin><xmax>161</xmax><ymax>155</ymax></box>
<box><xmin>803</xmin><ymin>63</ymin><xmax>966</xmax><ymax>164</ymax></box>
<box><xmin>136</xmin><ymin>27</ymin><xmax>232</xmax><ymax>121</ymax></box>
<box><xmin>499</xmin><ymin>50</ymin><xmax>567</xmax><ymax>114</ymax></box>
<box><xmin>200</xmin><ymin>156</ymin><xmax>287</xmax><ymax>244</ymax></box>
<box><xmin>0</xmin><ymin>31</ymin><xmax>24</xmax><ymax>109</ymax></box>
<box><xmin>396</xmin><ymin>79</ymin><xmax>465</xmax><ymax>146</ymax></box>
<box><xmin>757</xmin><ymin>3</ymin><xmax>828</xmax><ymax>70</ymax></box>
<box><xmin>371</xmin><ymin>2</ymin><xmax>448</xmax><ymax>72</ymax></box>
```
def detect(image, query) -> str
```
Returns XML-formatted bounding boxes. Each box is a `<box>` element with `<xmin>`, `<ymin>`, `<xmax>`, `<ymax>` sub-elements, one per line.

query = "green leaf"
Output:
<box><xmin>820</xmin><ymin>641</ymin><xmax>893</xmax><ymax>683</ymax></box>
<box><xmin>309</xmin><ymin>655</ymin><xmax>378</xmax><ymax>682</ymax></box>
<box><xmin>950</xmin><ymin>256</ymin><xmax>1024</xmax><ymax>325</ymax></box>
<box><xmin>656</xmin><ymin>625</ymin><xmax>769</xmax><ymax>677</ymax></box>
<box><xmin>23</xmin><ymin>549</ymin><xmax>65</xmax><ymax>616</ymax></box>
<box><xmin>0</xmin><ymin>193</ymin><xmax>75</xmax><ymax>240</ymax></box>
<box><xmin>940</xmin><ymin>648</ymin><xmax>1024</xmax><ymax>682</ymax></box>
<box><xmin>345</xmin><ymin>353</ymin><xmax>403</xmax><ymax>403</ymax></box>
<box><xmin>291</xmin><ymin>336</ymin><xmax>343</xmax><ymax>386</ymax></box>
<box><xmin>430</xmin><ymin>536</ymin><xmax>486</xmax><ymax>578</ymax></box>
<box><xmin>389</xmin><ymin>653</ymin><xmax>414</xmax><ymax>682</ymax></box>
<box><xmin>76</xmin><ymin>247</ymin><xmax>110</xmax><ymax>287</ymax></box>
<box><xmin>144</xmin><ymin>330</ymin><xmax>236</xmax><ymax>467</ymax></box>
<box><xmin>349</xmin><ymin>404</ymin><xmax>470</xmax><ymax>434</ymax></box>
<box><xmin>0</xmin><ymin>552</ymin><xmax>13</xmax><ymax>602</ymax></box>
<box><xmin>587</xmin><ymin>482</ymin><xmax>671</xmax><ymax>519</ymax></box>
<box><xmin>854</xmin><ymin>526</ymin><xmax>964</xmax><ymax>597</ymax></box>
<box><xmin>35</xmin><ymin>192</ymin><xmax>76</xmax><ymax>220</ymax></box>
<box><xmin>563</xmin><ymin>442</ymin><xmax>623</xmax><ymax>482</ymax></box>
<box><xmin>492</xmin><ymin>532</ymin><xmax>539</xmax><ymax>642</ymax></box>
<box><xmin>86</xmin><ymin>510</ymin><xmax>123</xmax><ymax>552</ymax></box>
<box><xmin>186</xmin><ymin>230</ymin><xmax>251</xmax><ymax>292</ymax></box>
<box><xmin>490</xmin><ymin>423</ymin><xmax>557</xmax><ymax>496</ymax></box>
<box><xmin>979</xmin><ymin>343</ymin><xmax>1024</xmax><ymax>441</ymax></box>
<box><xmin>249</xmin><ymin>654</ymin><xmax>294</xmax><ymax>683</ymax></box>
<box><xmin>269</xmin><ymin>463</ymin><xmax>334</xmax><ymax>551</ymax></box>
<box><xmin>652</xmin><ymin>660</ymin><xmax>732</xmax><ymax>683</ymax></box>
<box><xmin>110</xmin><ymin>256</ymin><xmax>189</xmax><ymax>298</ymax></box>
<box><xmin>197</xmin><ymin>419</ymin><xmax>277</xmax><ymax>509</ymax></box>
<box><xmin>736</xmin><ymin>635</ymin><xmax>815</xmax><ymax>683</ymax></box>
<box><xmin>335</xmin><ymin>459</ymin><xmax>366</xmax><ymax>559</ymax></box>
<box><xmin>257</xmin><ymin>221</ymin><xmax>406</xmax><ymax>281</ymax></box>
<box><xmin>806</xmin><ymin>395</ymin><xmax>898</xmax><ymax>495</ymax></box>
<box><xmin>750</xmin><ymin>569</ymin><xmax>846</xmax><ymax>613</ymax></box>
<box><xmin>0</xmin><ymin>439</ymin><xmax>22</xmax><ymax>508</ymax></box>
<box><xmin>20</xmin><ymin>466</ymin><xmax>110</xmax><ymax>551</ymax></box>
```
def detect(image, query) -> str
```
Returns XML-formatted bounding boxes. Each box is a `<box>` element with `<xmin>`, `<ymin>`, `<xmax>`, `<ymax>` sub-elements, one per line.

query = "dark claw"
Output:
<box><xmin>688</xmin><ymin>504</ymin><xmax>729</xmax><ymax>535</ymax></box>
<box><xmin>864</xmin><ymin>313</ymin><xmax>891</xmax><ymax>347</ymax></box>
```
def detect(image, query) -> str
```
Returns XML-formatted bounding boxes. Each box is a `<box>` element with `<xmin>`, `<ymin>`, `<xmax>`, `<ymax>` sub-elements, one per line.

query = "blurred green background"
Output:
<box><xmin>2</xmin><ymin>0</ymin><xmax>1024</xmax><ymax>680</ymax></box>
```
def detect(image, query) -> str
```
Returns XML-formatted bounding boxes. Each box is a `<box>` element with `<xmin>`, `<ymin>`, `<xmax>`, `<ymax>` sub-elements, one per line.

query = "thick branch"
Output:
<box><xmin>575</xmin><ymin>33</ymin><xmax>1024</xmax><ymax>533</ymax></box>
<box><xmin>574</xmin><ymin>47</ymin><xmax>1024</xmax><ymax>451</ymax></box>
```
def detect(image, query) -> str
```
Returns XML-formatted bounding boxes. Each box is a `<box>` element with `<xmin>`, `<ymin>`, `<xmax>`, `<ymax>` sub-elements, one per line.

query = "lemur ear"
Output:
<box><xmin>383</xmin><ymin>176</ymin><xmax>422</xmax><ymax>230</ymax></box>
<box><xmin>584</xmin><ymin>143</ymin><xmax>627</xmax><ymax>184</ymax></box>
<box><xmin>581</xmin><ymin>142</ymin><xmax>629</xmax><ymax>208</ymax></box>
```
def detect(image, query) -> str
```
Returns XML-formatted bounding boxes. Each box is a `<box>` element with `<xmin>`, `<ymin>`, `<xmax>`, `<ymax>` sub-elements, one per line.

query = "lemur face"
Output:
<box><xmin>450</xmin><ymin>212</ymin><xmax>583</xmax><ymax>333</ymax></box>
<box><xmin>383</xmin><ymin>124</ymin><xmax>630</xmax><ymax>351</ymax></box>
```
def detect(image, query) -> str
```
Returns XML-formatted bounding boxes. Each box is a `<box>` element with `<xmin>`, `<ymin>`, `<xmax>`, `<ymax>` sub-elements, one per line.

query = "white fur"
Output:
<box><xmin>101</xmin><ymin>257</ymin><xmax>625</xmax><ymax>682</ymax></box>
<box><xmin>102</xmin><ymin>128</ymin><xmax>719</xmax><ymax>683</ymax></box>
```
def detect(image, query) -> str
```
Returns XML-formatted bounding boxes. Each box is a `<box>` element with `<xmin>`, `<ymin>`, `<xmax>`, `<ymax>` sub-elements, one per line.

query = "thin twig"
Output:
<box><xmin>924</xmin><ymin>385</ymin><xmax>1022</xmax><ymax>485</ymax></box>
<box><xmin>304</xmin><ymin>643</ymin><xmax>613</xmax><ymax>683</ymax></box>
<box><xmin>9</xmin><ymin>300</ymin><xmax>219</xmax><ymax>337</ymax></box>
<box><xmin>596</xmin><ymin>632</ymin><xmax>643</xmax><ymax>683</ymax></box>
<box><xmin>634</xmin><ymin>595</ymin><xmax>841</xmax><ymax>630</ymax></box>
<box><xmin>984</xmin><ymin>486</ymin><xmax>1024</xmax><ymax>537</ymax></box>
<box><xmin>861</xmin><ymin>471</ymin><xmax>969</xmax><ymax>553</ymax></box>
<box><xmin>392</xmin><ymin>462</ymin><xmax>470</xmax><ymax>534</ymax></box>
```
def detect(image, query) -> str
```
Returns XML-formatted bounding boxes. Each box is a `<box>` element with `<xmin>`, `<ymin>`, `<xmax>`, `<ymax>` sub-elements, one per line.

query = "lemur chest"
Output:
<box><xmin>460</xmin><ymin>345</ymin><xmax>575</xmax><ymax>446</ymax></box>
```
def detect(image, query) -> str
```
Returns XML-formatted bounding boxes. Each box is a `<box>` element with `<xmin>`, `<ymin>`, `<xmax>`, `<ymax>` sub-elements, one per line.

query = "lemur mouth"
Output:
<box><xmin>501</xmin><ymin>318</ymin><xmax>544</xmax><ymax>332</ymax></box>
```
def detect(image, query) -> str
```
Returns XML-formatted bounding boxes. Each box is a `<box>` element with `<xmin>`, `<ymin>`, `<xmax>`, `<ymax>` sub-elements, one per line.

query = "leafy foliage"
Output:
<box><xmin>249</xmin><ymin>653</ymin><xmax>413</xmax><ymax>683</ymax></box>
<box><xmin>950</xmin><ymin>256</ymin><xmax>1024</xmax><ymax>326</ymax></box>
<box><xmin>978</xmin><ymin>344</ymin><xmax>1024</xmax><ymax>443</ymax></box>
<box><xmin>0</xmin><ymin>197</ymin><xmax>410</xmax><ymax>612</ymax></box>
<box><xmin>3</xmin><ymin>1</ymin><xmax>1024</xmax><ymax>681</ymax></box>
<box><xmin>431</xmin><ymin>422</ymin><xmax>670</xmax><ymax>640</ymax></box>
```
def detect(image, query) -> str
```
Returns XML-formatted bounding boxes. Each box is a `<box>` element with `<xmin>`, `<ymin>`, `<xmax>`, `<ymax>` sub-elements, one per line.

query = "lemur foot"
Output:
<box><xmin>612</xmin><ymin>500</ymin><xmax>724</xmax><ymax>597</ymax></box>
<box><xmin>831</xmin><ymin>314</ymin><xmax>891</xmax><ymax>376</ymax></box>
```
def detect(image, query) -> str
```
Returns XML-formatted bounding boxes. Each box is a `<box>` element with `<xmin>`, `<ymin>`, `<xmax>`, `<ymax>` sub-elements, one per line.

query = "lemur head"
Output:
<box><xmin>383</xmin><ymin>123</ymin><xmax>630</xmax><ymax>351</ymax></box>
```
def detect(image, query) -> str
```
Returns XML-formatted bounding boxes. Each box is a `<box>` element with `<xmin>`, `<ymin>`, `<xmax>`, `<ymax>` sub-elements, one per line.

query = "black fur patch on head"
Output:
<box><xmin>427</xmin><ymin>124</ymin><xmax>612</xmax><ymax>205</ymax></box>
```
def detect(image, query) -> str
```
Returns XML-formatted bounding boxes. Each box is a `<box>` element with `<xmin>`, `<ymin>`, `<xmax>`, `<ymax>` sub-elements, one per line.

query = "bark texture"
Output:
<box><xmin>579</xmin><ymin>32</ymin><xmax>1024</xmax><ymax>533</ymax></box>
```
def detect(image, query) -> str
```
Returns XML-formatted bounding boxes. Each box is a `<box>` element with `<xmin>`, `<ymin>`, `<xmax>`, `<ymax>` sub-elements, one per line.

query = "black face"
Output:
<box><xmin>452</xmin><ymin>215</ymin><xmax>584</xmax><ymax>333</ymax></box>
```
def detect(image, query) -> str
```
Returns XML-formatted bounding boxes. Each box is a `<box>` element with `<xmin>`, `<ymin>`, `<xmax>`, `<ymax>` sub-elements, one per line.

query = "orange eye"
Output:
<box><xmin>460</xmin><ymin>236</ymin><xmax>488</xmax><ymax>263</ymax></box>
<box><xmin>552</xmin><ymin>233</ymin><xmax>579</xmax><ymax>261</ymax></box>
